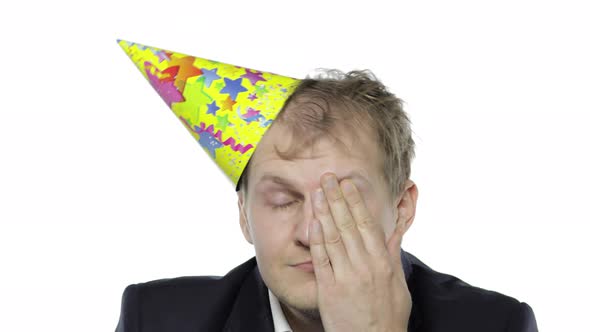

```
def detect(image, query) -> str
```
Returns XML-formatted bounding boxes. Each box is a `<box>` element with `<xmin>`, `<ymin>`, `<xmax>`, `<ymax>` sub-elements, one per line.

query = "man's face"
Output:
<box><xmin>237</xmin><ymin>112</ymin><xmax>400</xmax><ymax>315</ymax></box>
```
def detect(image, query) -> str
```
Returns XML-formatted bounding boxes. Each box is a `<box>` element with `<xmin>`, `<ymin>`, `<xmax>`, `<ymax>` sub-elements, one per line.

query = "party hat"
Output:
<box><xmin>117</xmin><ymin>39</ymin><xmax>301</xmax><ymax>190</ymax></box>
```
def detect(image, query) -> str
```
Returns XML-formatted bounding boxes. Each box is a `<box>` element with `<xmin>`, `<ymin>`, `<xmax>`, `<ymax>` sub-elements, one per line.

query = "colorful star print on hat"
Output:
<box><xmin>117</xmin><ymin>39</ymin><xmax>301</xmax><ymax>190</ymax></box>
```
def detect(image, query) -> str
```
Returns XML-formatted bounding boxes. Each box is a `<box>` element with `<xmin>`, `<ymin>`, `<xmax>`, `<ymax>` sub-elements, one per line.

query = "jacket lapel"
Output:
<box><xmin>223</xmin><ymin>263</ymin><xmax>275</xmax><ymax>332</ymax></box>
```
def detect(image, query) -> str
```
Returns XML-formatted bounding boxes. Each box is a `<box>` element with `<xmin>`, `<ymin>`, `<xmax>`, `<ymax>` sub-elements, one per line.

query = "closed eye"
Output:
<box><xmin>273</xmin><ymin>201</ymin><xmax>297</xmax><ymax>210</ymax></box>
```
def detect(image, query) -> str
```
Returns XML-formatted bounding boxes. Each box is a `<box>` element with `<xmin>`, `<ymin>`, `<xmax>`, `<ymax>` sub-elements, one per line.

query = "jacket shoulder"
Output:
<box><xmin>115</xmin><ymin>257</ymin><xmax>258</xmax><ymax>332</ymax></box>
<box><xmin>404</xmin><ymin>252</ymin><xmax>538</xmax><ymax>331</ymax></box>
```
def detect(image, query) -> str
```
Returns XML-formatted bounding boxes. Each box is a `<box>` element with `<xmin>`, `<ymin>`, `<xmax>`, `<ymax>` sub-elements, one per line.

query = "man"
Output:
<box><xmin>116</xmin><ymin>40</ymin><xmax>538</xmax><ymax>331</ymax></box>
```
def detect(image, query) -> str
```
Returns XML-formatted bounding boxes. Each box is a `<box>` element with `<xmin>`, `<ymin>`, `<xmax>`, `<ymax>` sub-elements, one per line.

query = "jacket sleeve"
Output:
<box><xmin>115</xmin><ymin>284</ymin><xmax>140</xmax><ymax>332</ymax></box>
<box><xmin>506</xmin><ymin>302</ymin><xmax>539</xmax><ymax>332</ymax></box>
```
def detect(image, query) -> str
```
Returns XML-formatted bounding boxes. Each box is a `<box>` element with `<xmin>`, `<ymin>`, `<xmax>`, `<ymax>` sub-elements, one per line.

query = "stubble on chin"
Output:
<box><xmin>263</xmin><ymin>265</ymin><xmax>322</xmax><ymax>321</ymax></box>
<box><xmin>277</xmin><ymin>289</ymin><xmax>322</xmax><ymax>321</ymax></box>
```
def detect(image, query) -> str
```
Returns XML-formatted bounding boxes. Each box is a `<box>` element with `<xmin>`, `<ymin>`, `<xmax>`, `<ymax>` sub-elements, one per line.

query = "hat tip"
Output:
<box><xmin>116</xmin><ymin>39</ymin><xmax>133</xmax><ymax>50</ymax></box>
<box><xmin>116</xmin><ymin>38</ymin><xmax>132</xmax><ymax>45</ymax></box>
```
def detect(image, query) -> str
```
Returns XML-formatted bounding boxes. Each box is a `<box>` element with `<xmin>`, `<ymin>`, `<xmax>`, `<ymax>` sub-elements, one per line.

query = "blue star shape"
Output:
<box><xmin>220</xmin><ymin>77</ymin><xmax>247</xmax><ymax>101</ymax></box>
<box><xmin>206</xmin><ymin>101</ymin><xmax>220</xmax><ymax>116</ymax></box>
<box><xmin>201</xmin><ymin>68</ymin><xmax>221</xmax><ymax>88</ymax></box>
<box><xmin>198</xmin><ymin>131</ymin><xmax>223</xmax><ymax>158</ymax></box>
<box><xmin>245</xmin><ymin>113</ymin><xmax>264</xmax><ymax>124</ymax></box>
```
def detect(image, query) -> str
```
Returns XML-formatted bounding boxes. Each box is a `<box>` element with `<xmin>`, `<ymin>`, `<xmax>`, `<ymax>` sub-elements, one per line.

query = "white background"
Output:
<box><xmin>1</xmin><ymin>0</ymin><xmax>588</xmax><ymax>331</ymax></box>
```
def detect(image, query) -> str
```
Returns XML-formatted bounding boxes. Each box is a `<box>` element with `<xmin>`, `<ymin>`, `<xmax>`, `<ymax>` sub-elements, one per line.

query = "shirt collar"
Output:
<box><xmin>268</xmin><ymin>288</ymin><xmax>293</xmax><ymax>332</ymax></box>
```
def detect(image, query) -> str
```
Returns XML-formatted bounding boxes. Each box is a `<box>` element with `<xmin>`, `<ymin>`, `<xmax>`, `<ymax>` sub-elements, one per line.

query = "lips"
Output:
<box><xmin>293</xmin><ymin>261</ymin><xmax>314</xmax><ymax>273</ymax></box>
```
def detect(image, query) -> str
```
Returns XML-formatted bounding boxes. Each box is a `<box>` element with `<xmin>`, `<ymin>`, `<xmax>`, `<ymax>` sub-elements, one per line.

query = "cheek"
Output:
<box><xmin>248</xmin><ymin>210</ymin><xmax>291</xmax><ymax>252</ymax></box>
<box><xmin>252</xmin><ymin>228</ymin><xmax>291</xmax><ymax>270</ymax></box>
<box><xmin>366</xmin><ymin>197</ymin><xmax>395</xmax><ymax>236</ymax></box>
<box><xmin>381</xmin><ymin>207</ymin><xmax>397</xmax><ymax>238</ymax></box>
<box><xmin>365</xmin><ymin>193</ymin><xmax>384</xmax><ymax>223</ymax></box>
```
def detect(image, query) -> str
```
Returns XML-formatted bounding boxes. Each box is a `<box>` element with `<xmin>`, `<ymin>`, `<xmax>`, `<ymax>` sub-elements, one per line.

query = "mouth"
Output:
<box><xmin>292</xmin><ymin>261</ymin><xmax>314</xmax><ymax>273</ymax></box>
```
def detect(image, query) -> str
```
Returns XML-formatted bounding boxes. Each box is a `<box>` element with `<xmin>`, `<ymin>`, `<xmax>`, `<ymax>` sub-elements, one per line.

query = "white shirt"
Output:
<box><xmin>268</xmin><ymin>288</ymin><xmax>294</xmax><ymax>332</ymax></box>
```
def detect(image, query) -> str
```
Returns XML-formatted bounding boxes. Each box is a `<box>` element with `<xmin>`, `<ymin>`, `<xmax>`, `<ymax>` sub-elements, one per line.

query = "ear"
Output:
<box><xmin>394</xmin><ymin>179</ymin><xmax>419</xmax><ymax>236</ymax></box>
<box><xmin>237</xmin><ymin>191</ymin><xmax>254</xmax><ymax>245</ymax></box>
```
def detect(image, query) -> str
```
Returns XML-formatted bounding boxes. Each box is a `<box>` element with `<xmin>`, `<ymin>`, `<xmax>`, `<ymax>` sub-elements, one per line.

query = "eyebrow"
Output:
<box><xmin>256</xmin><ymin>170</ymin><xmax>370</xmax><ymax>189</ymax></box>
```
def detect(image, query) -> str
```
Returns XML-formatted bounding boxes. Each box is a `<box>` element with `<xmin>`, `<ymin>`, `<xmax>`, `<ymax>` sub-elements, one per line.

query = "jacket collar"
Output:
<box><xmin>403</xmin><ymin>248</ymin><xmax>423</xmax><ymax>332</ymax></box>
<box><xmin>223</xmin><ymin>258</ymin><xmax>275</xmax><ymax>332</ymax></box>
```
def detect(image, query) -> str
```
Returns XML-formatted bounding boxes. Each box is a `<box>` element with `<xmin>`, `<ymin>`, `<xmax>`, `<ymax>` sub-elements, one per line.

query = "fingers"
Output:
<box><xmin>320</xmin><ymin>174</ymin><xmax>368</xmax><ymax>267</ymax></box>
<box><xmin>340</xmin><ymin>179</ymin><xmax>388</xmax><ymax>257</ymax></box>
<box><xmin>316</xmin><ymin>173</ymin><xmax>367</xmax><ymax>275</ymax></box>
<box><xmin>312</xmin><ymin>172</ymin><xmax>399</xmax><ymax>277</ymax></box>
<box><xmin>312</xmin><ymin>186</ymin><xmax>351</xmax><ymax>275</ymax></box>
<box><xmin>309</xmin><ymin>219</ymin><xmax>335</xmax><ymax>285</ymax></box>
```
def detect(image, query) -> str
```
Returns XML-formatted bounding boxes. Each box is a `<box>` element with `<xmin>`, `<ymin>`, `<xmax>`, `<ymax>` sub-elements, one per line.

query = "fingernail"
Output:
<box><xmin>324</xmin><ymin>175</ymin><xmax>337</xmax><ymax>189</ymax></box>
<box><xmin>341</xmin><ymin>180</ymin><xmax>354</xmax><ymax>194</ymax></box>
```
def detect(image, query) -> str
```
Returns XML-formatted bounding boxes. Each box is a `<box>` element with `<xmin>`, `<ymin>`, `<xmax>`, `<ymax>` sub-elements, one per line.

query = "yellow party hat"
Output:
<box><xmin>117</xmin><ymin>39</ymin><xmax>301</xmax><ymax>191</ymax></box>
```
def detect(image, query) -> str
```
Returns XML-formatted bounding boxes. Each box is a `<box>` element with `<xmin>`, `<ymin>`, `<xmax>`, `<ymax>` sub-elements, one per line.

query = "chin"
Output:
<box><xmin>261</xmin><ymin>264</ymin><xmax>320</xmax><ymax>313</ymax></box>
<box><xmin>279</xmin><ymin>288</ymin><xmax>322</xmax><ymax>320</ymax></box>
<box><xmin>276</xmin><ymin>277</ymin><xmax>320</xmax><ymax>316</ymax></box>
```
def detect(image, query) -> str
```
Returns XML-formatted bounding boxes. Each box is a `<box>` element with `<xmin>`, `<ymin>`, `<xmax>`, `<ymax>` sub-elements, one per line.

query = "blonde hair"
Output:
<box><xmin>237</xmin><ymin>69</ymin><xmax>415</xmax><ymax>201</ymax></box>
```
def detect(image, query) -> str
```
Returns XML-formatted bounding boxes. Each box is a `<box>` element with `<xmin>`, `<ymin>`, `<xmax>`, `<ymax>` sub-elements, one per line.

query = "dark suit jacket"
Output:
<box><xmin>115</xmin><ymin>250</ymin><xmax>538</xmax><ymax>331</ymax></box>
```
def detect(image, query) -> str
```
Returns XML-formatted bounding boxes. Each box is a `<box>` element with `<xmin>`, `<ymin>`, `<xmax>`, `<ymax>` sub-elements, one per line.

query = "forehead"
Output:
<box><xmin>248</xmin><ymin>120</ymin><xmax>383</xmax><ymax>189</ymax></box>
<box><xmin>255</xmin><ymin>169</ymin><xmax>373</xmax><ymax>193</ymax></box>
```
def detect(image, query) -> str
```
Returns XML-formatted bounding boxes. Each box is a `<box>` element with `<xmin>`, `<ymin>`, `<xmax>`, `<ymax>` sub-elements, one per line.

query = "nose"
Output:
<box><xmin>294</xmin><ymin>194</ymin><xmax>315</xmax><ymax>248</ymax></box>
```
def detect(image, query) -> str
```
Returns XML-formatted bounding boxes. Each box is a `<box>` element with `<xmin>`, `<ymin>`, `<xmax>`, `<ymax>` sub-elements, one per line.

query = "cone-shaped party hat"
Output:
<box><xmin>117</xmin><ymin>39</ymin><xmax>301</xmax><ymax>191</ymax></box>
